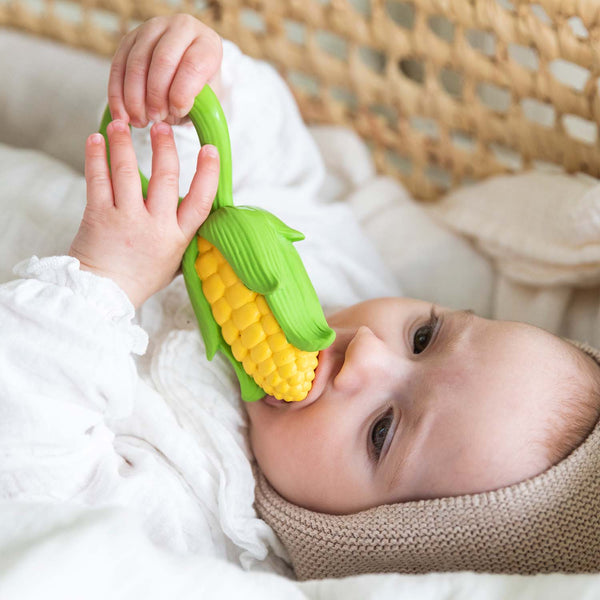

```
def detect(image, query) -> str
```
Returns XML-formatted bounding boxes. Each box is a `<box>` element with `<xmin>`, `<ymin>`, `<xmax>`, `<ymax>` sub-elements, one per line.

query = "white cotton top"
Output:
<box><xmin>0</xmin><ymin>38</ymin><xmax>399</xmax><ymax>576</ymax></box>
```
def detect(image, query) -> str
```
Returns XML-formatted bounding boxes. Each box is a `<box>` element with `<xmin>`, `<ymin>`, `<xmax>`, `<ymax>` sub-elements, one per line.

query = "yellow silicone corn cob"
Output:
<box><xmin>195</xmin><ymin>238</ymin><xmax>318</xmax><ymax>402</ymax></box>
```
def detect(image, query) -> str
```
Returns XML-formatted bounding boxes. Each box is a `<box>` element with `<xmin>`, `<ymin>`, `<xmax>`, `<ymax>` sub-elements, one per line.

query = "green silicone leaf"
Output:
<box><xmin>200</xmin><ymin>207</ymin><xmax>283</xmax><ymax>295</ymax></box>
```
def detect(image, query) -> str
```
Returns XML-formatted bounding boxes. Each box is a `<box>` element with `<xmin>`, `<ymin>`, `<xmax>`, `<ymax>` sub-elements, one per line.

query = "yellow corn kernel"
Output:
<box><xmin>218</xmin><ymin>262</ymin><xmax>238</xmax><ymax>287</ymax></box>
<box><xmin>195</xmin><ymin>253</ymin><xmax>218</xmax><ymax>279</ymax></box>
<box><xmin>241</xmin><ymin>323</ymin><xmax>266</xmax><ymax>348</ymax></box>
<box><xmin>225</xmin><ymin>282</ymin><xmax>256</xmax><ymax>310</ymax></box>
<box><xmin>203</xmin><ymin>273</ymin><xmax>225</xmax><ymax>304</ymax></box>
<box><xmin>273</xmin><ymin>347</ymin><xmax>295</xmax><ymax>366</ymax></box>
<box><xmin>242</xmin><ymin>355</ymin><xmax>257</xmax><ymax>375</ymax></box>
<box><xmin>195</xmin><ymin>237</ymin><xmax>320</xmax><ymax>401</ymax></box>
<box><xmin>261</xmin><ymin>314</ymin><xmax>280</xmax><ymax>336</ymax></box>
<box><xmin>232</xmin><ymin>303</ymin><xmax>261</xmax><ymax>331</ymax></box>
<box><xmin>279</xmin><ymin>362</ymin><xmax>297</xmax><ymax>379</ymax></box>
<box><xmin>198</xmin><ymin>237</ymin><xmax>212</xmax><ymax>253</ymax></box>
<box><xmin>266</xmin><ymin>371</ymin><xmax>282</xmax><ymax>388</ymax></box>
<box><xmin>231</xmin><ymin>338</ymin><xmax>248</xmax><ymax>361</ymax></box>
<box><xmin>212</xmin><ymin>297</ymin><xmax>232</xmax><ymax>326</ymax></box>
<box><xmin>251</xmin><ymin>341</ymin><xmax>272</xmax><ymax>364</ymax></box>
<box><xmin>221</xmin><ymin>321</ymin><xmax>238</xmax><ymax>346</ymax></box>
<box><xmin>298</xmin><ymin>354</ymin><xmax>319</xmax><ymax>371</ymax></box>
<box><xmin>288</xmin><ymin>372</ymin><xmax>303</xmax><ymax>387</ymax></box>
<box><xmin>255</xmin><ymin>295</ymin><xmax>270</xmax><ymax>315</ymax></box>
<box><xmin>257</xmin><ymin>358</ymin><xmax>276</xmax><ymax>377</ymax></box>
<box><xmin>267</xmin><ymin>331</ymin><xmax>287</xmax><ymax>352</ymax></box>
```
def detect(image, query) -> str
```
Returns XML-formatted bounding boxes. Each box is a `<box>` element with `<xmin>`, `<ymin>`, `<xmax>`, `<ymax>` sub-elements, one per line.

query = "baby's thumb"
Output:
<box><xmin>177</xmin><ymin>145</ymin><xmax>220</xmax><ymax>240</ymax></box>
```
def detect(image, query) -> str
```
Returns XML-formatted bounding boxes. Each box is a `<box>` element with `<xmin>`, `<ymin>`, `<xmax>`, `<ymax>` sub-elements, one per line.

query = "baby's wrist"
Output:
<box><xmin>72</xmin><ymin>254</ymin><xmax>145</xmax><ymax>309</ymax></box>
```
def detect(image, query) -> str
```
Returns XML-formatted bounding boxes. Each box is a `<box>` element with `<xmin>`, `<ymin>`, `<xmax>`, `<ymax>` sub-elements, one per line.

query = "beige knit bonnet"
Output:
<box><xmin>254</xmin><ymin>341</ymin><xmax>600</xmax><ymax>580</ymax></box>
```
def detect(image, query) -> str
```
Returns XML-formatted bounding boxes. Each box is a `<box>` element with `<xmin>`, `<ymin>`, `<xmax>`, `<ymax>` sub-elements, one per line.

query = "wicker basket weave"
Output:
<box><xmin>1</xmin><ymin>0</ymin><xmax>599</xmax><ymax>200</ymax></box>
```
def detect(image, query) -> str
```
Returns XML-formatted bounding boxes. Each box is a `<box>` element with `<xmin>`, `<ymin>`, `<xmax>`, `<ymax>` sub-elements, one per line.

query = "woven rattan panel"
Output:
<box><xmin>2</xmin><ymin>0</ymin><xmax>600</xmax><ymax>200</ymax></box>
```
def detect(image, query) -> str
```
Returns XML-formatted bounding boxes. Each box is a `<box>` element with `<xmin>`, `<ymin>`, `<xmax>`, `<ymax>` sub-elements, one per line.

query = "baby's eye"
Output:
<box><xmin>412</xmin><ymin>309</ymin><xmax>439</xmax><ymax>354</ymax></box>
<box><xmin>413</xmin><ymin>324</ymin><xmax>434</xmax><ymax>354</ymax></box>
<box><xmin>370</xmin><ymin>411</ymin><xmax>393</xmax><ymax>459</ymax></box>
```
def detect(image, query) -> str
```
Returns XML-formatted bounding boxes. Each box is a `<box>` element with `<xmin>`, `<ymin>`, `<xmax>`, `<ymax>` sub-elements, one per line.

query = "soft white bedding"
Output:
<box><xmin>2</xmin><ymin>27</ymin><xmax>600</xmax><ymax>599</ymax></box>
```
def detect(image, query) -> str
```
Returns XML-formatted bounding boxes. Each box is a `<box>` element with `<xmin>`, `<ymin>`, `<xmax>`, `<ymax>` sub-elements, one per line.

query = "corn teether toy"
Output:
<box><xmin>99</xmin><ymin>86</ymin><xmax>335</xmax><ymax>402</ymax></box>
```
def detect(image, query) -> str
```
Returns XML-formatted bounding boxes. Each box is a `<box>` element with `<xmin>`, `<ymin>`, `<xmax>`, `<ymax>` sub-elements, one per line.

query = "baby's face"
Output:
<box><xmin>246</xmin><ymin>298</ymin><xmax>581</xmax><ymax>514</ymax></box>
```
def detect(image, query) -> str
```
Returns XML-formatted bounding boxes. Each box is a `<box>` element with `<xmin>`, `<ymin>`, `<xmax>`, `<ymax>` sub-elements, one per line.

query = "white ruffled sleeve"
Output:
<box><xmin>0</xmin><ymin>255</ymin><xmax>147</xmax><ymax>500</ymax></box>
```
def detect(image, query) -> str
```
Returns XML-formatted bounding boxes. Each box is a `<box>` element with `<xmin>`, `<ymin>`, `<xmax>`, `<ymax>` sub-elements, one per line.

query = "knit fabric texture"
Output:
<box><xmin>254</xmin><ymin>342</ymin><xmax>600</xmax><ymax>580</ymax></box>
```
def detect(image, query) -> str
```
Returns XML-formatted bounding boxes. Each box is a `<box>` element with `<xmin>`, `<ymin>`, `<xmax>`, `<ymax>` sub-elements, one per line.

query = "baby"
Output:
<box><xmin>4</xmin><ymin>13</ymin><xmax>600</xmax><ymax>578</ymax></box>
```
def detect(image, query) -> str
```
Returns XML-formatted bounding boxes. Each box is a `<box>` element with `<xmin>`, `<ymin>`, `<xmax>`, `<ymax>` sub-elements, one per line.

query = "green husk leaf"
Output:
<box><xmin>201</xmin><ymin>206</ymin><xmax>335</xmax><ymax>352</ymax></box>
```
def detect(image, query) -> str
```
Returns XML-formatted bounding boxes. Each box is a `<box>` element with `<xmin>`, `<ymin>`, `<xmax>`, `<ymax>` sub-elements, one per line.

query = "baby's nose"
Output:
<box><xmin>333</xmin><ymin>326</ymin><xmax>403</xmax><ymax>394</ymax></box>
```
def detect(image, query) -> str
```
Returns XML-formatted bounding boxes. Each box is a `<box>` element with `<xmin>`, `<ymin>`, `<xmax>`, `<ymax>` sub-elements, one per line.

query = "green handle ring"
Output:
<box><xmin>98</xmin><ymin>85</ymin><xmax>232</xmax><ymax>211</ymax></box>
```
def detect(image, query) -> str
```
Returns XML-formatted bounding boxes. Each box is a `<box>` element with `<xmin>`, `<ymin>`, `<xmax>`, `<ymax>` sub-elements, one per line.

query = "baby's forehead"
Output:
<box><xmin>484</xmin><ymin>319</ymin><xmax>572</xmax><ymax>361</ymax></box>
<box><xmin>433</xmin><ymin>318</ymin><xmax>580</xmax><ymax>401</ymax></box>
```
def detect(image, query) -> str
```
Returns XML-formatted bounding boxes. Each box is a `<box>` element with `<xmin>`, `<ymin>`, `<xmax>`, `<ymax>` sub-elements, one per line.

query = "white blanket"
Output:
<box><xmin>2</xmin><ymin>27</ymin><xmax>600</xmax><ymax>599</ymax></box>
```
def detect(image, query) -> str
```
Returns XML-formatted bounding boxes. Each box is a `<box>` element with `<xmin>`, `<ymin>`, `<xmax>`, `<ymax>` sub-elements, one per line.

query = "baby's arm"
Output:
<box><xmin>69</xmin><ymin>120</ymin><xmax>218</xmax><ymax>308</ymax></box>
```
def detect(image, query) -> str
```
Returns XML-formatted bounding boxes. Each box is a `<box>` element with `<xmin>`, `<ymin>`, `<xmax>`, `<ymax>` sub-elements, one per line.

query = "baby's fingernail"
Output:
<box><xmin>170</xmin><ymin>106</ymin><xmax>189</xmax><ymax>120</ymax></box>
<box><xmin>88</xmin><ymin>133</ymin><xmax>104</xmax><ymax>145</ymax></box>
<box><xmin>130</xmin><ymin>117</ymin><xmax>146</xmax><ymax>128</ymax></box>
<box><xmin>154</xmin><ymin>121</ymin><xmax>171</xmax><ymax>135</ymax></box>
<box><xmin>111</xmin><ymin>109</ymin><xmax>129</xmax><ymax>123</ymax></box>
<box><xmin>204</xmin><ymin>145</ymin><xmax>219</xmax><ymax>159</ymax></box>
<box><xmin>110</xmin><ymin>119</ymin><xmax>128</xmax><ymax>132</ymax></box>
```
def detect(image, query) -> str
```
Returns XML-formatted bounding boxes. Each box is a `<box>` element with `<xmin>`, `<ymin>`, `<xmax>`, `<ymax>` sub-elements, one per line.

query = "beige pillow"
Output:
<box><xmin>0</xmin><ymin>29</ymin><xmax>109</xmax><ymax>173</ymax></box>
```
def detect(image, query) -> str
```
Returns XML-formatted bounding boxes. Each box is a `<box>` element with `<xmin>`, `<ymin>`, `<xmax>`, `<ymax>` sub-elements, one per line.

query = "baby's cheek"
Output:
<box><xmin>247</xmin><ymin>406</ymin><xmax>292</xmax><ymax>478</ymax></box>
<box><xmin>247</xmin><ymin>407</ymin><xmax>327</xmax><ymax>505</ymax></box>
<box><xmin>428</xmin><ymin>362</ymin><xmax>469</xmax><ymax>399</ymax></box>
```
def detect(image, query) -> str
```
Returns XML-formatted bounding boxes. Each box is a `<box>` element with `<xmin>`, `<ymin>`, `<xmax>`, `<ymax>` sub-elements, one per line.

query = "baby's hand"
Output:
<box><xmin>108</xmin><ymin>14</ymin><xmax>222</xmax><ymax>127</ymax></box>
<box><xmin>69</xmin><ymin>120</ymin><xmax>219</xmax><ymax>308</ymax></box>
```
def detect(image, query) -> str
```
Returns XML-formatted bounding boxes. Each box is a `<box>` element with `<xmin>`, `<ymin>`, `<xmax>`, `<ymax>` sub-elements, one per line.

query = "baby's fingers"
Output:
<box><xmin>177</xmin><ymin>145</ymin><xmax>220</xmax><ymax>240</ymax></box>
<box><xmin>85</xmin><ymin>133</ymin><xmax>113</xmax><ymax>209</ymax></box>
<box><xmin>168</xmin><ymin>34</ymin><xmax>222</xmax><ymax>121</ymax></box>
<box><xmin>146</xmin><ymin>122</ymin><xmax>180</xmax><ymax>217</ymax></box>
<box><xmin>108</xmin><ymin>30</ymin><xmax>136</xmax><ymax>122</ymax></box>
<box><xmin>146</xmin><ymin>16</ymin><xmax>205</xmax><ymax>122</ymax></box>
<box><xmin>106</xmin><ymin>120</ymin><xmax>144</xmax><ymax>211</ymax></box>
<box><xmin>113</xmin><ymin>19</ymin><xmax>168</xmax><ymax>127</ymax></box>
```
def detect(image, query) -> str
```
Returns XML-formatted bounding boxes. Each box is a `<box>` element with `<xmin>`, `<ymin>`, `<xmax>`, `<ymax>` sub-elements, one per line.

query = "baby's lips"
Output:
<box><xmin>262</xmin><ymin>394</ymin><xmax>288</xmax><ymax>408</ymax></box>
